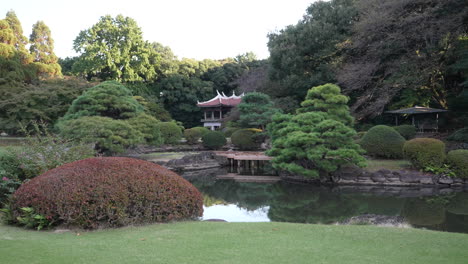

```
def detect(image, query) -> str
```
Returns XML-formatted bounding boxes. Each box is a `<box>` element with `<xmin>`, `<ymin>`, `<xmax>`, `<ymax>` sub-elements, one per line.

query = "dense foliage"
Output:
<box><xmin>231</xmin><ymin>129</ymin><xmax>259</xmax><ymax>150</ymax></box>
<box><xmin>266</xmin><ymin>0</ymin><xmax>467</xmax><ymax>121</ymax></box>
<box><xmin>59</xmin><ymin>116</ymin><xmax>143</xmax><ymax>154</ymax></box>
<box><xmin>359</xmin><ymin>125</ymin><xmax>406</xmax><ymax>158</ymax></box>
<box><xmin>157</xmin><ymin>122</ymin><xmax>182</xmax><ymax>144</ymax></box>
<box><xmin>10</xmin><ymin>157</ymin><xmax>203</xmax><ymax>229</ymax></box>
<box><xmin>60</xmin><ymin>81</ymin><xmax>143</xmax><ymax>121</ymax></box>
<box><xmin>267</xmin><ymin>84</ymin><xmax>365</xmax><ymax>178</ymax></box>
<box><xmin>447</xmin><ymin>127</ymin><xmax>468</xmax><ymax>143</ymax></box>
<box><xmin>184</xmin><ymin>127</ymin><xmax>210</xmax><ymax>144</ymax></box>
<box><xmin>393</xmin><ymin>125</ymin><xmax>417</xmax><ymax>140</ymax></box>
<box><xmin>403</xmin><ymin>138</ymin><xmax>446</xmax><ymax>169</ymax></box>
<box><xmin>447</xmin><ymin>149</ymin><xmax>468</xmax><ymax>178</ymax></box>
<box><xmin>201</xmin><ymin>131</ymin><xmax>226</xmax><ymax>150</ymax></box>
<box><xmin>126</xmin><ymin>113</ymin><xmax>163</xmax><ymax>146</ymax></box>
<box><xmin>237</xmin><ymin>92</ymin><xmax>281</xmax><ymax>130</ymax></box>
<box><xmin>72</xmin><ymin>15</ymin><xmax>156</xmax><ymax>82</ymax></box>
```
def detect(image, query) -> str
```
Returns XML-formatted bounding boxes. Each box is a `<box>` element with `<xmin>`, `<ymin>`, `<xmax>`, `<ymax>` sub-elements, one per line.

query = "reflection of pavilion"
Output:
<box><xmin>197</xmin><ymin>91</ymin><xmax>244</xmax><ymax>130</ymax></box>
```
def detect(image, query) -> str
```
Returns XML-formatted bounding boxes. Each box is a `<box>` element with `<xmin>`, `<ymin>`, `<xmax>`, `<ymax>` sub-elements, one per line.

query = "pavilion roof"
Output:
<box><xmin>385</xmin><ymin>106</ymin><xmax>448</xmax><ymax>115</ymax></box>
<box><xmin>197</xmin><ymin>90</ymin><xmax>244</xmax><ymax>108</ymax></box>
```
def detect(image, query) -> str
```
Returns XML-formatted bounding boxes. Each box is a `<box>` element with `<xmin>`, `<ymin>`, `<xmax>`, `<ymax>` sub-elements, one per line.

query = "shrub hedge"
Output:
<box><xmin>359</xmin><ymin>125</ymin><xmax>406</xmax><ymax>158</ymax></box>
<box><xmin>223</xmin><ymin>127</ymin><xmax>240</xmax><ymax>137</ymax></box>
<box><xmin>202</xmin><ymin>131</ymin><xmax>226</xmax><ymax>150</ymax></box>
<box><xmin>447</xmin><ymin>149</ymin><xmax>468</xmax><ymax>178</ymax></box>
<box><xmin>447</xmin><ymin>127</ymin><xmax>468</xmax><ymax>143</ymax></box>
<box><xmin>403</xmin><ymin>138</ymin><xmax>446</xmax><ymax>169</ymax></box>
<box><xmin>393</xmin><ymin>125</ymin><xmax>416</xmax><ymax>140</ymax></box>
<box><xmin>11</xmin><ymin>157</ymin><xmax>203</xmax><ymax>229</ymax></box>
<box><xmin>184</xmin><ymin>127</ymin><xmax>210</xmax><ymax>144</ymax></box>
<box><xmin>157</xmin><ymin>122</ymin><xmax>182</xmax><ymax>144</ymax></box>
<box><xmin>127</xmin><ymin>113</ymin><xmax>163</xmax><ymax>146</ymax></box>
<box><xmin>231</xmin><ymin>129</ymin><xmax>259</xmax><ymax>150</ymax></box>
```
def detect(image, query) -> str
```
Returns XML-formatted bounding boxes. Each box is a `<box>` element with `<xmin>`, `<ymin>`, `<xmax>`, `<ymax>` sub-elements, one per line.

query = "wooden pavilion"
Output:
<box><xmin>385</xmin><ymin>106</ymin><xmax>448</xmax><ymax>131</ymax></box>
<box><xmin>197</xmin><ymin>91</ymin><xmax>244</xmax><ymax>130</ymax></box>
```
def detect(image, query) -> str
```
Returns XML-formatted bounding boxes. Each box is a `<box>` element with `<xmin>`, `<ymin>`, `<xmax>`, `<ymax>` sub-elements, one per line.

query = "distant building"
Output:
<box><xmin>197</xmin><ymin>91</ymin><xmax>244</xmax><ymax>130</ymax></box>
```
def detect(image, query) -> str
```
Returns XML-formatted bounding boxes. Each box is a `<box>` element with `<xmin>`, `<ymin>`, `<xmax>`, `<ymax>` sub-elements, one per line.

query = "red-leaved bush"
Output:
<box><xmin>11</xmin><ymin>157</ymin><xmax>203</xmax><ymax>229</ymax></box>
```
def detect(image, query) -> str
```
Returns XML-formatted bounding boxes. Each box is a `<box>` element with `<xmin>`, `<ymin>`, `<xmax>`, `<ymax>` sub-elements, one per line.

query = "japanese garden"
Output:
<box><xmin>1</xmin><ymin>0</ymin><xmax>468</xmax><ymax>263</ymax></box>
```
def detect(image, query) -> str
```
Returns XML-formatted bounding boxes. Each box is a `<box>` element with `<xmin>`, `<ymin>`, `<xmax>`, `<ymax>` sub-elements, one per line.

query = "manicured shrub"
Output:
<box><xmin>11</xmin><ymin>157</ymin><xmax>203</xmax><ymax>229</ymax></box>
<box><xmin>184</xmin><ymin>127</ymin><xmax>210</xmax><ymax>144</ymax></box>
<box><xmin>157</xmin><ymin>122</ymin><xmax>182</xmax><ymax>144</ymax></box>
<box><xmin>59</xmin><ymin>116</ymin><xmax>143</xmax><ymax>154</ymax></box>
<box><xmin>0</xmin><ymin>148</ymin><xmax>22</xmax><ymax>180</ymax></box>
<box><xmin>202</xmin><ymin>131</ymin><xmax>227</xmax><ymax>150</ymax></box>
<box><xmin>223</xmin><ymin>127</ymin><xmax>240</xmax><ymax>137</ymax></box>
<box><xmin>231</xmin><ymin>129</ymin><xmax>259</xmax><ymax>150</ymax></box>
<box><xmin>447</xmin><ymin>127</ymin><xmax>468</xmax><ymax>143</ymax></box>
<box><xmin>447</xmin><ymin>149</ymin><xmax>468</xmax><ymax>178</ymax></box>
<box><xmin>393</xmin><ymin>125</ymin><xmax>416</xmax><ymax>140</ymax></box>
<box><xmin>127</xmin><ymin>113</ymin><xmax>163</xmax><ymax>146</ymax></box>
<box><xmin>403</xmin><ymin>138</ymin><xmax>446</xmax><ymax>169</ymax></box>
<box><xmin>359</xmin><ymin>125</ymin><xmax>406</xmax><ymax>158</ymax></box>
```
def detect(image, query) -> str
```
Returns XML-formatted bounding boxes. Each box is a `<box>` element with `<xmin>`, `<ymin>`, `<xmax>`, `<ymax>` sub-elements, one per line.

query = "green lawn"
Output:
<box><xmin>1</xmin><ymin>222</ymin><xmax>467</xmax><ymax>264</ymax></box>
<box><xmin>366</xmin><ymin>159</ymin><xmax>412</xmax><ymax>172</ymax></box>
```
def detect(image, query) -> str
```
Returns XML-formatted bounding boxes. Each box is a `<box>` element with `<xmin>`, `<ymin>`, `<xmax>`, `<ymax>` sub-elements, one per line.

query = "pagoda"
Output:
<box><xmin>197</xmin><ymin>91</ymin><xmax>244</xmax><ymax>130</ymax></box>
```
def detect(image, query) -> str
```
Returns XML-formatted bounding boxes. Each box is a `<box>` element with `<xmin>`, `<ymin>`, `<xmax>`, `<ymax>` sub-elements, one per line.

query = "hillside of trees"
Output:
<box><xmin>1</xmin><ymin>0</ymin><xmax>467</xmax><ymax>134</ymax></box>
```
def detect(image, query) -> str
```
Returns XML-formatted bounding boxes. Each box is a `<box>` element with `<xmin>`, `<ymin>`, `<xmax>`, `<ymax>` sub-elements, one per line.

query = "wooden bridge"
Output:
<box><xmin>213</xmin><ymin>151</ymin><xmax>279</xmax><ymax>182</ymax></box>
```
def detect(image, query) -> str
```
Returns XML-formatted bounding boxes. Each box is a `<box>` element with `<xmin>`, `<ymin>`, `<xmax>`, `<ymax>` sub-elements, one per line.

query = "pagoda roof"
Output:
<box><xmin>197</xmin><ymin>90</ymin><xmax>244</xmax><ymax>107</ymax></box>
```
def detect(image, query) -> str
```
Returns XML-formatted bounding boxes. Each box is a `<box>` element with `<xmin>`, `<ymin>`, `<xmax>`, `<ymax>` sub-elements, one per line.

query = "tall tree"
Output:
<box><xmin>267</xmin><ymin>84</ymin><xmax>365</xmax><ymax>179</ymax></box>
<box><xmin>267</xmin><ymin>0</ymin><xmax>358</xmax><ymax>103</ymax></box>
<box><xmin>29</xmin><ymin>20</ymin><xmax>61</xmax><ymax>76</ymax></box>
<box><xmin>73</xmin><ymin>15</ymin><xmax>156</xmax><ymax>82</ymax></box>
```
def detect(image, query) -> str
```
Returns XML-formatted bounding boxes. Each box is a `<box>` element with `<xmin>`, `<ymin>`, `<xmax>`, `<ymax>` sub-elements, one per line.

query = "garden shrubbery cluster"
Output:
<box><xmin>223</xmin><ymin>127</ymin><xmax>240</xmax><ymax>137</ymax></box>
<box><xmin>10</xmin><ymin>157</ymin><xmax>203</xmax><ymax>229</ymax></box>
<box><xmin>157</xmin><ymin>122</ymin><xmax>183</xmax><ymax>144</ymax></box>
<box><xmin>202</xmin><ymin>131</ymin><xmax>226</xmax><ymax>150</ymax></box>
<box><xmin>447</xmin><ymin>127</ymin><xmax>468</xmax><ymax>143</ymax></box>
<box><xmin>359</xmin><ymin>125</ymin><xmax>406</xmax><ymax>158</ymax></box>
<box><xmin>447</xmin><ymin>149</ymin><xmax>468</xmax><ymax>178</ymax></box>
<box><xmin>231</xmin><ymin>129</ymin><xmax>260</xmax><ymax>150</ymax></box>
<box><xmin>403</xmin><ymin>138</ymin><xmax>446</xmax><ymax>169</ymax></box>
<box><xmin>393</xmin><ymin>125</ymin><xmax>416</xmax><ymax>140</ymax></box>
<box><xmin>184</xmin><ymin>127</ymin><xmax>210</xmax><ymax>144</ymax></box>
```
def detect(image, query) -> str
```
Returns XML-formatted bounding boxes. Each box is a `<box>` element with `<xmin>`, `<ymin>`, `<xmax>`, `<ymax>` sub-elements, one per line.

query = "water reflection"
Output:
<box><xmin>185</xmin><ymin>172</ymin><xmax>468</xmax><ymax>233</ymax></box>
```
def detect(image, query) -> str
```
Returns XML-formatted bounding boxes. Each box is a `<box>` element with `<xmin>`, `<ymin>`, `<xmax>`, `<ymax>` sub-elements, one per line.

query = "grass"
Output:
<box><xmin>1</xmin><ymin>222</ymin><xmax>468</xmax><ymax>264</ymax></box>
<box><xmin>366</xmin><ymin>159</ymin><xmax>412</xmax><ymax>172</ymax></box>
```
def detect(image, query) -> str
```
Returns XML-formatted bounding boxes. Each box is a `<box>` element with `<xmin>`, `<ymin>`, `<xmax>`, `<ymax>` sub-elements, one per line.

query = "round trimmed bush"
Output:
<box><xmin>359</xmin><ymin>125</ymin><xmax>406</xmax><ymax>158</ymax></box>
<box><xmin>447</xmin><ymin>149</ymin><xmax>468</xmax><ymax>178</ymax></box>
<box><xmin>127</xmin><ymin>113</ymin><xmax>163</xmax><ymax>146</ymax></box>
<box><xmin>11</xmin><ymin>157</ymin><xmax>203</xmax><ymax>229</ymax></box>
<box><xmin>223</xmin><ymin>127</ymin><xmax>240</xmax><ymax>137</ymax></box>
<box><xmin>231</xmin><ymin>129</ymin><xmax>259</xmax><ymax>150</ymax></box>
<box><xmin>202</xmin><ymin>131</ymin><xmax>226</xmax><ymax>150</ymax></box>
<box><xmin>184</xmin><ymin>127</ymin><xmax>210</xmax><ymax>144</ymax></box>
<box><xmin>393</xmin><ymin>125</ymin><xmax>416</xmax><ymax>140</ymax></box>
<box><xmin>403</xmin><ymin>138</ymin><xmax>446</xmax><ymax>169</ymax></box>
<box><xmin>157</xmin><ymin>122</ymin><xmax>182</xmax><ymax>144</ymax></box>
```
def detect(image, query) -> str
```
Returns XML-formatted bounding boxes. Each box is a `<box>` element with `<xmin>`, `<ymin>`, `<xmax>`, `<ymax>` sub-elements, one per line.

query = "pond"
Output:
<box><xmin>183</xmin><ymin>169</ymin><xmax>468</xmax><ymax>234</ymax></box>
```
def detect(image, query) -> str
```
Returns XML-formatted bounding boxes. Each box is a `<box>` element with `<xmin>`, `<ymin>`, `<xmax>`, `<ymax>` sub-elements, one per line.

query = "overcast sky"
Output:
<box><xmin>2</xmin><ymin>0</ymin><xmax>315</xmax><ymax>60</ymax></box>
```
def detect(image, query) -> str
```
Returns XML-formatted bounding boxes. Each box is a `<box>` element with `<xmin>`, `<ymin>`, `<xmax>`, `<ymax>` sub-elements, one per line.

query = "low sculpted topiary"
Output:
<box><xmin>447</xmin><ymin>149</ymin><xmax>468</xmax><ymax>178</ymax></box>
<box><xmin>184</xmin><ymin>127</ymin><xmax>210</xmax><ymax>144</ymax></box>
<box><xmin>403</xmin><ymin>138</ymin><xmax>446</xmax><ymax>169</ymax></box>
<box><xmin>393</xmin><ymin>125</ymin><xmax>416</xmax><ymax>140</ymax></box>
<box><xmin>360</xmin><ymin>125</ymin><xmax>406</xmax><ymax>158</ymax></box>
<box><xmin>157</xmin><ymin>122</ymin><xmax>182</xmax><ymax>144</ymax></box>
<box><xmin>223</xmin><ymin>127</ymin><xmax>240</xmax><ymax>137</ymax></box>
<box><xmin>231</xmin><ymin>129</ymin><xmax>259</xmax><ymax>150</ymax></box>
<box><xmin>11</xmin><ymin>157</ymin><xmax>203</xmax><ymax>229</ymax></box>
<box><xmin>202</xmin><ymin>131</ymin><xmax>226</xmax><ymax>150</ymax></box>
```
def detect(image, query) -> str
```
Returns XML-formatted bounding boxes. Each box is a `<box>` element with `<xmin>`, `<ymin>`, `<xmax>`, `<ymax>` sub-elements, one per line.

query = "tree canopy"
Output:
<box><xmin>73</xmin><ymin>15</ymin><xmax>156</xmax><ymax>82</ymax></box>
<box><xmin>238</xmin><ymin>92</ymin><xmax>281</xmax><ymax>130</ymax></box>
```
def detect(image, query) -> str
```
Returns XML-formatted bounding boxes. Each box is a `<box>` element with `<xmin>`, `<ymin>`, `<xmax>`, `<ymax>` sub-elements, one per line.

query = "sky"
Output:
<box><xmin>2</xmin><ymin>0</ymin><xmax>315</xmax><ymax>60</ymax></box>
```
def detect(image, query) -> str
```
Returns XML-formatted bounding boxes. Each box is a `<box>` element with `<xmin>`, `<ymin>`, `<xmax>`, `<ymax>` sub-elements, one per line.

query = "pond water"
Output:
<box><xmin>183</xmin><ymin>170</ymin><xmax>468</xmax><ymax>234</ymax></box>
